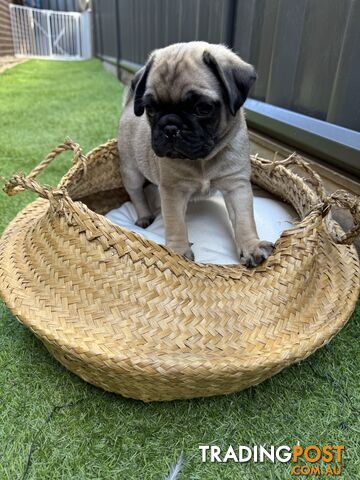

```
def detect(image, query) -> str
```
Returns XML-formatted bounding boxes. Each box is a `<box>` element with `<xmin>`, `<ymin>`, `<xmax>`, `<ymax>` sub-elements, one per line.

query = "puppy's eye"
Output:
<box><xmin>146</xmin><ymin>105</ymin><xmax>156</xmax><ymax>117</ymax></box>
<box><xmin>194</xmin><ymin>102</ymin><xmax>214</xmax><ymax>117</ymax></box>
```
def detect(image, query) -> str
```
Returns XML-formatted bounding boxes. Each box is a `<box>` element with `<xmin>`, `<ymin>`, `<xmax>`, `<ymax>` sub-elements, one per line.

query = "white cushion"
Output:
<box><xmin>105</xmin><ymin>187</ymin><xmax>297</xmax><ymax>265</ymax></box>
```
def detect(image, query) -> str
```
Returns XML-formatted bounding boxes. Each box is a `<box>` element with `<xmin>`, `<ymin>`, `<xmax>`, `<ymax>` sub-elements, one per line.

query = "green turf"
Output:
<box><xmin>0</xmin><ymin>59</ymin><xmax>359</xmax><ymax>480</ymax></box>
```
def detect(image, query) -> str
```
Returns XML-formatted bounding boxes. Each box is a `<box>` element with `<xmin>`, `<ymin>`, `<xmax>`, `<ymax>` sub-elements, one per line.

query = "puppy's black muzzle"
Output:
<box><xmin>152</xmin><ymin>114</ymin><xmax>213</xmax><ymax>160</ymax></box>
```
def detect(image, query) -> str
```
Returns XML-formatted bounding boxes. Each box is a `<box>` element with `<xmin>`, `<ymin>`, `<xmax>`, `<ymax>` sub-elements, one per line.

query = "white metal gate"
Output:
<box><xmin>9</xmin><ymin>4</ymin><xmax>91</xmax><ymax>60</ymax></box>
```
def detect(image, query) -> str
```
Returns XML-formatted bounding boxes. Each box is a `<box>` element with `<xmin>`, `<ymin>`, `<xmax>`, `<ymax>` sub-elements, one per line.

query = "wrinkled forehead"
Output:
<box><xmin>146</xmin><ymin>53</ymin><xmax>220</xmax><ymax>103</ymax></box>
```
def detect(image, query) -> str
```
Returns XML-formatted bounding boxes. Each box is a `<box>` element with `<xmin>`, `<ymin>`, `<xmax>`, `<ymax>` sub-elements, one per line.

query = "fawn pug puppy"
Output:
<box><xmin>118</xmin><ymin>41</ymin><xmax>273</xmax><ymax>266</ymax></box>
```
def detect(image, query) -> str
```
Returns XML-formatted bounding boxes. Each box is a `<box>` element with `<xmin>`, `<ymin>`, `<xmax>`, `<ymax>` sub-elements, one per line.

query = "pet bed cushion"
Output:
<box><xmin>105</xmin><ymin>188</ymin><xmax>296</xmax><ymax>265</ymax></box>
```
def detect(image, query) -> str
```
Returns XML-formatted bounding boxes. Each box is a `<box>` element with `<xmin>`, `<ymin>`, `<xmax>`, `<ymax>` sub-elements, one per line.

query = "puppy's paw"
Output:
<box><xmin>135</xmin><ymin>215</ymin><xmax>155</xmax><ymax>228</ymax></box>
<box><xmin>183</xmin><ymin>248</ymin><xmax>195</xmax><ymax>261</ymax></box>
<box><xmin>239</xmin><ymin>240</ymin><xmax>274</xmax><ymax>268</ymax></box>
<box><xmin>168</xmin><ymin>243</ymin><xmax>195</xmax><ymax>261</ymax></box>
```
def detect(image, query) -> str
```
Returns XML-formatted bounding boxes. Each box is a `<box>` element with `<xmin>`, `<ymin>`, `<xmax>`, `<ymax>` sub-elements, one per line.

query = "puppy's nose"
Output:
<box><xmin>163</xmin><ymin>125</ymin><xmax>180</xmax><ymax>139</ymax></box>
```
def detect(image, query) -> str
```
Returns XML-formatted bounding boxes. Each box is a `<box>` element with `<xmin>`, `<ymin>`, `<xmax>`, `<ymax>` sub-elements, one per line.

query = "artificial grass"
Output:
<box><xmin>0</xmin><ymin>59</ymin><xmax>359</xmax><ymax>480</ymax></box>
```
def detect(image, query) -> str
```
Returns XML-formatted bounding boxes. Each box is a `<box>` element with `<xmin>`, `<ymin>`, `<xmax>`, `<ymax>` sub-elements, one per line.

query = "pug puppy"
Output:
<box><xmin>118</xmin><ymin>41</ymin><xmax>274</xmax><ymax>266</ymax></box>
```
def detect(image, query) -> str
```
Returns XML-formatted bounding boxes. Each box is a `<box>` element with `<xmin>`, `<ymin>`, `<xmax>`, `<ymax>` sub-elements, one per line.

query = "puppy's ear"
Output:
<box><xmin>133</xmin><ymin>57</ymin><xmax>154</xmax><ymax>116</ymax></box>
<box><xmin>203</xmin><ymin>50</ymin><xmax>256</xmax><ymax>116</ymax></box>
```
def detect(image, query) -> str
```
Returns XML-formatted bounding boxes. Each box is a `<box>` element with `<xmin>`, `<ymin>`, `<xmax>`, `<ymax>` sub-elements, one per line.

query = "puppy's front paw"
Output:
<box><xmin>239</xmin><ymin>240</ymin><xmax>274</xmax><ymax>268</ymax></box>
<box><xmin>183</xmin><ymin>248</ymin><xmax>195</xmax><ymax>261</ymax></box>
<box><xmin>168</xmin><ymin>243</ymin><xmax>195</xmax><ymax>261</ymax></box>
<box><xmin>135</xmin><ymin>215</ymin><xmax>155</xmax><ymax>228</ymax></box>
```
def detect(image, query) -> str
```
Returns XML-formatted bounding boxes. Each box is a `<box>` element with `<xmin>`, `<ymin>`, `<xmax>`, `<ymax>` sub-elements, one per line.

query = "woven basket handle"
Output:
<box><xmin>254</xmin><ymin>152</ymin><xmax>327</xmax><ymax>200</ymax></box>
<box><xmin>3</xmin><ymin>138</ymin><xmax>87</xmax><ymax>199</ymax></box>
<box><xmin>317</xmin><ymin>190</ymin><xmax>360</xmax><ymax>245</ymax></box>
<box><xmin>255</xmin><ymin>152</ymin><xmax>360</xmax><ymax>245</ymax></box>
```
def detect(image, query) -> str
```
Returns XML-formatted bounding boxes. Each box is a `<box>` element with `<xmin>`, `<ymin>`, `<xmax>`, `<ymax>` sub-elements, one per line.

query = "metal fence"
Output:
<box><xmin>23</xmin><ymin>0</ymin><xmax>87</xmax><ymax>12</ymax></box>
<box><xmin>10</xmin><ymin>4</ymin><xmax>91</xmax><ymax>59</ymax></box>
<box><xmin>92</xmin><ymin>0</ymin><xmax>359</xmax><ymax>176</ymax></box>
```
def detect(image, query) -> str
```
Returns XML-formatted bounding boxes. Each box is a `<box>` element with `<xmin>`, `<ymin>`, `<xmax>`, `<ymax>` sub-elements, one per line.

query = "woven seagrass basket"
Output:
<box><xmin>1</xmin><ymin>139</ymin><xmax>359</xmax><ymax>401</ymax></box>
